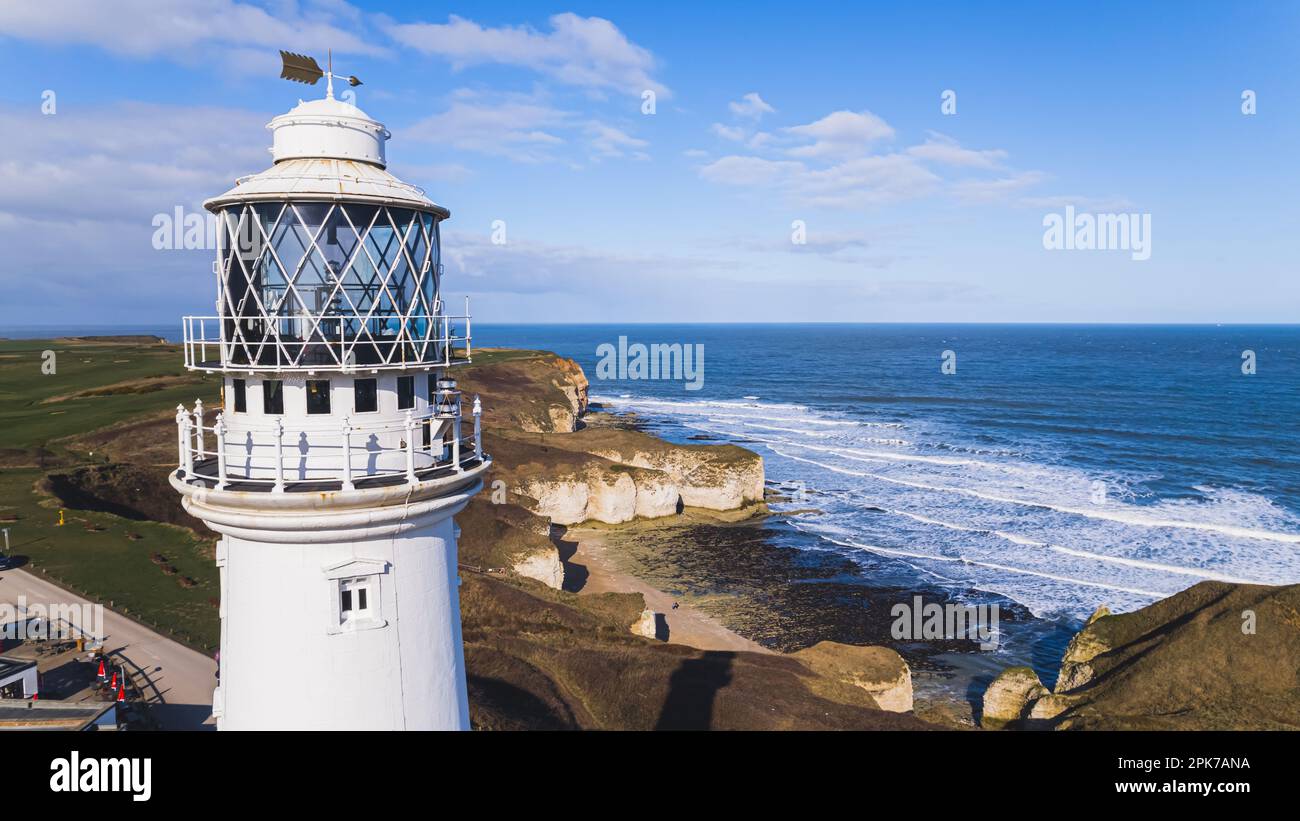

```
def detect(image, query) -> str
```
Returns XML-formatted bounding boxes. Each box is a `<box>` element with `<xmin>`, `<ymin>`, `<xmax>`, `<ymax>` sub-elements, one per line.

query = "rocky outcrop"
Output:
<box><xmin>511</xmin><ymin>427</ymin><xmax>764</xmax><ymax>520</ymax></box>
<box><xmin>492</xmin><ymin>429</ymin><xmax>762</xmax><ymax>525</ymax></box>
<box><xmin>794</xmin><ymin>641</ymin><xmax>914</xmax><ymax>713</ymax></box>
<box><xmin>981</xmin><ymin>666</ymin><xmax>1049</xmax><ymax>729</ymax></box>
<box><xmin>632</xmin><ymin>470</ymin><xmax>680</xmax><ymax>519</ymax></box>
<box><xmin>460</xmin><ymin>572</ymin><xmax>935</xmax><ymax>730</ymax></box>
<box><xmin>459</xmin><ymin>349</ymin><xmax>765</xmax><ymax>525</ymax></box>
<box><xmin>454</xmin><ymin>498</ymin><xmax>565</xmax><ymax>589</ymax></box>
<box><xmin>1055</xmin><ymin>605</ymin><xmax>1112</xmax><ymax>693</ymax></box>
<box><xmin>631</xmin><ymin>608</ymin><xmax>662</xmax><ymax>640</ymax></box>
<box><xmin>549</xmin><ymin>427</ymin><xmax>765</xmax><ymax>510</ymax></box>
<box><xmin>513</xmin><ymin>550</ymin><xmax>565</xmax><ymax>590</ymax></box>
<box><xmin>987</xmin><ymin>582</ymin><xmax>1300</xmax><ymax>730</ymax></box>
<box><xmin>457</xmin><ymin>349</ymin><xmax>589</xmax><ymax>434</ymax></box>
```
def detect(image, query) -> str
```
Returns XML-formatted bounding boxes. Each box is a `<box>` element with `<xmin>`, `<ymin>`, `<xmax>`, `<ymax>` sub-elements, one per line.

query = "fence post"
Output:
<box><xmin>273</xmin><ymin>417</ymin><xmax>285</xmax><ymax>493</ymax></box>
<box><xmin>214</xmin><ymin>412</ymin><xmax>228</xmax><ymax>490</ymax></box>
<box><xmin>341</xmin><ymin>416</ymin><xmax>354</xmax><ymax>491</ymax></box>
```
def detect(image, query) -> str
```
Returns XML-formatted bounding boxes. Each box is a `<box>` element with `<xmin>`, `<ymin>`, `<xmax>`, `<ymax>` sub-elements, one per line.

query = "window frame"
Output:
<box><xmin>339</xmin><ymin>576</ymin><xmax>374</xmax><ymax>624</ymax></box>
<box><xmin>353</xmin><ymin>377</ymin><xmax>378</xmax><ymax>414</ymax></box>
<box><xmin>305</xmin><ymin>379</ymin><xmax>332</xmax><ymax>415</ymax></box>
<box><xmin>396</xmin><ymin>375</ymin><xmax>415</xmax><ymax>410</ymax></box>
<box><xmin>322</xmin><ymin>558</ymin><xmax>388</xmax><ymax>635</ymax></box>
<box><xmin>262</xmin><ymin>379</ymin><xmax>284</xmax><ymax>415</ymax></box>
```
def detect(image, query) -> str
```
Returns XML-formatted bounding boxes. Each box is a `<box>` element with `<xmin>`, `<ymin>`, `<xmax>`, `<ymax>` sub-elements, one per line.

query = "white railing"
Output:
<box><xmin>175</xmin><ymin>396</ymin><xmax>485</xmax><ymax>492</ymax></box>
<box><xmin>182</xmin><ymin>306</ymin><xmax>473</xmax><ymax>372</ymax></box>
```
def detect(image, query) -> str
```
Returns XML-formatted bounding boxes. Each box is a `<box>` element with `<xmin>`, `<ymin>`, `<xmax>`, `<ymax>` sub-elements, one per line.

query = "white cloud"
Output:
<box><xmin>785</xmin><ymin>110</ymin><xmax>895</xmax><ymax>158</ymax></box>
<box><xmin>729</xmin><ymin>92</ymin><xmax>775</xmax><ymax>119</ymax></box>
<box><xmin>699</xmin><ymin>156</ymin><xmax>803</xmax><ymax>187</ymax></box>
<box><xmin>0</xmin><ymin>0</ymin><xmax>383</xmax><ymax>66</ymax></box>
<box><xmin>699</xmin><ymin>152</ymin><xmax>939</xmax><ymax>208</ymax></box>
<box><xmin>906</xmin><ymin>132</ymin><xmax>1007</xmax><ymax>169</ymax></box>
<box><xmin>0</xmin><ymin>101</ymin><xmax>272</xmax><ymax>322</ymax></box>
<box><xmin>385</xmin><ymin>12</ymin><xmax>667</xmax><ymax>97</ymax></box>
<box><xmin>404</xmin><ymin>90</ymin><xmax>649</xmax><ymax>165</ymax></box>
<box><xmin>795</xmin><ymin>155</ymin><xmax>942</xmax><ymax>207</ymax></box>
<box><xmin>0</xmin><ymin>103</ymin><xmax>266</xmax><ymax>222</ymax></box>
<box><xmin>404</xmin><ymin>92</ymin><xmax>572</xmax><ymax>163</ymax></box>
<box><xmin>1019</xmin><ymin>194</ymin><xmax>1137</xmax><ymax>211</ymax></box>
<box><xmin>950</xmin><ymin>171</ymin><xmax>1048</xmax><ymax>203</ymax></box>
<box><xmin>587</xmin><ymin>122</ymin><xmax>649</xmax><ymax>160</ymax></box>
<box><xmin>710</xmin><ymin>123</ymin><xmax>746</xmax><ymax>142</ymax></box>
<box><xmin>696</xmin><ymin>106</ymin><xmax>1064</xmax><ymax>210</ymax></box>
<box><xmin>441</xmin><ymin>229</ymin><xmax>734</xmax><ymax>296</ymax></box>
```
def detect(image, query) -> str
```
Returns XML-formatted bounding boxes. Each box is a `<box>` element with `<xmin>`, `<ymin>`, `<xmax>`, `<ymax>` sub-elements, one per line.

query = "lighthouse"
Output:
<box><xmin>169</xmin><ymin>59</ymin><xmax>489</xmax><ymax>730</ymax></box>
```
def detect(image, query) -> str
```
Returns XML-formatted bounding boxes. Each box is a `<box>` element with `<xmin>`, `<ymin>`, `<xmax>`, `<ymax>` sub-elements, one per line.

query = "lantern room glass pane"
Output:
<box><xmin>218</xmin><ymin>201</ymin><xmax>445</xmax><ymax>368</ymax></box>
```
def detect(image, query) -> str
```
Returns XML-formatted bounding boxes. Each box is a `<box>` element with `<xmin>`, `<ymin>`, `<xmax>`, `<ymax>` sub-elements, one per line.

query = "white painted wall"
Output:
<box><xmin>215</xmin><ymin>513</ymin><xmax>468</xmax><ymax>730</ymax></box>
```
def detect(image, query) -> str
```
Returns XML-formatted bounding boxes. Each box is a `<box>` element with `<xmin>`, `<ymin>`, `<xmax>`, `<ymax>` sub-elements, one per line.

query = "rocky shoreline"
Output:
<box><xmin>453</xmin><ymin>350</ymin><xmax>927</xmax><ymax>729</ymax></box>
<box><xmin>458</xmin><ymin>349</ymin><xmax>1300</xmax><ymax>731</ymax></box>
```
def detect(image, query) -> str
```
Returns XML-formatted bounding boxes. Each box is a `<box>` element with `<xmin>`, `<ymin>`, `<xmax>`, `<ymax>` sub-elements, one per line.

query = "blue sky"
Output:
<box><xmin>0</xmin><ymin>1</ymin><xmax>1296</xmax><ymax>325</ymax></box>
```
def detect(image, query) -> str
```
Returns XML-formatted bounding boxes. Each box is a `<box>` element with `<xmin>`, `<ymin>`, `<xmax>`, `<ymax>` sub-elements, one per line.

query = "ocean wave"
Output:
<box><xmin>591</xmin><ymin>388</ymin><xmax>1300</xmax><ymax>618</ymax></box>
<box><xmin>769</xmin><ymin>445</ymin><xmax>1300</xmax><ymax>544</ymax></box>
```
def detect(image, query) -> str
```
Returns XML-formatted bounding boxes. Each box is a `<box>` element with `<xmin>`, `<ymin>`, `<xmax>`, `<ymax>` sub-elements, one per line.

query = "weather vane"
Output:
<box><xmin>278</xmin><ymin>49</ymin><xmax>362</xmax><ymax>99</ymax></box>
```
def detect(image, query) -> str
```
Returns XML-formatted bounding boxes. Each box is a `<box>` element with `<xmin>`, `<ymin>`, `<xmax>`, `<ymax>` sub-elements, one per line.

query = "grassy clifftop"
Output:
<box><xmin>0</xmin><ymin>338</ymin><xmax>220</xmax><ymax>648</ymax></box>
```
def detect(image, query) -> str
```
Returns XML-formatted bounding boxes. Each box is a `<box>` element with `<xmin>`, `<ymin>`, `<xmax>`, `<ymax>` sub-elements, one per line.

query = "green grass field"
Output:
<box><xmin>0</xmin><ymin>338</ymin><xmax>221</xmax><ymax>648</ymax></box>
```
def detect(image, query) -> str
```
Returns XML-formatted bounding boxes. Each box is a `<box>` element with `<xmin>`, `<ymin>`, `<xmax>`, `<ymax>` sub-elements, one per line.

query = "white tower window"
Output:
<box><xmin>323</xmin><ymin>558</ymin><xmax>389</xmax><ymax>634</ymax></box>
<box><xmin>339</xmin><ymin>577</ymin><xmax>373</xmax><ymax>622</ymax></box>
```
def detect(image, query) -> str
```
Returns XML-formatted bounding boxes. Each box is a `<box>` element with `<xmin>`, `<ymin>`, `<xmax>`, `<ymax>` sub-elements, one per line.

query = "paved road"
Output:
<box><xmin>0</xmin><ymin>568</ymin><xmax>216</xmax><ymax>729</ymax></box>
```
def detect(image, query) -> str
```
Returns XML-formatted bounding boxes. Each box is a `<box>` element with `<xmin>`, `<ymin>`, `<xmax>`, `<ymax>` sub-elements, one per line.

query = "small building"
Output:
<box><xmin>0</xmin><ymin>699</ymin><xmax>117</xmax><ymax>731</ymax></box>
<box><xmin>0</xmin><ymin>656</ymin><xmax>37</xmax><ymax>699</ymax></box>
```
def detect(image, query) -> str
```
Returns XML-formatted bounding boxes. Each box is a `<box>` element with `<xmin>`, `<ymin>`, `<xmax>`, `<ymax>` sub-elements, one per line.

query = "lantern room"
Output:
<box><xmin>183</xmin><ymin>95</ymin><xmax>468</xmax><ymax>372</ymax></box>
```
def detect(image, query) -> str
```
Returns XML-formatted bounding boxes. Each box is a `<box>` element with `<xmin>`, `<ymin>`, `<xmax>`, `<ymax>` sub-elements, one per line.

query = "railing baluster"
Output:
<box><xmin>405</xmin><ymin>410</ymin><xmax>417</xmax><ymax>484</ymax></box>
<box><xmin>341</xmin><ymin>416</ymin><xmax>354</xmax><ymax>491</ymax></box>
<box><xmin>443</xmin><ymin>314</ymin><xmax>450</xmax><ymax>366</ymax></box>
<box><xmin>176</xmin><ymin>405</ymin><xmax>189</xmax><ymax>477</ymax></box>
<box><xmin>473</xmin><ymin>395</ymin><xmax>483</xmax><ymax>461</ymax></box>
<box><xmin>193</xmin><ymin>399</ymin><xmax>205</xmax><ymax>459</ymax></box>
<box><xmin>214</xmin><ymin>412</ymin><xmax>228</xmax><ymax>490</ymax></box>
<box><xmin>452</xmin><ymin>412</ymin><xmax>462</xmax><ymax>473</ymax></box>
<box><xmin>272</xmin><ymin>418</ymin><xmax>285</xmax><ymax>493</ymax></box>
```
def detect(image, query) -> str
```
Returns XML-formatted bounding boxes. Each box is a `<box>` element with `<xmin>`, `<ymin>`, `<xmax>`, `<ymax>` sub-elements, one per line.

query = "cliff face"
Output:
<box><xmin>457</xmin><ymin>349</ymin><xmax>764</xmax><ymax>526</ymax></box>
<box><xmin>983</xmin><ymin>581</ymin><xmax>1300</xmax><ymax>730</ymax></box>
<box><xmin>456</xmin><ymin>349</ymin><xmax>589</xmax><ymax>433</ymax></box>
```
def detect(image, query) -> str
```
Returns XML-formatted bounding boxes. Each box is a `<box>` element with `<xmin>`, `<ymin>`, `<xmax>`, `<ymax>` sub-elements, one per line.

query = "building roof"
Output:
<box><xmin>0</xmin><ymin>699</ymin><xmax>116</xmax><ymax>731</ymax></box>
<box><xmin>203</xmin><ymin>92</ymin><xmax>448</xmax><ymax>217</ymax></box>
<box><xmin>0</xmin><ymin>656</ymin><xmax>36</xmax><ymax>682</ymax></box>
<box><xmin>204</xmin><ymin>157</ymin><xmax>447</xmax><ymax>215</ymax></box>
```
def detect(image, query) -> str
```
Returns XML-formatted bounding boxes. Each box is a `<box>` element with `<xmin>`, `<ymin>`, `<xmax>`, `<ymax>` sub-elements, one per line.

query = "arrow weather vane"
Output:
<box><xmin>279</xmin><ymin>49</ymin><xmax>362</xmax><ymax>98</ymax></box>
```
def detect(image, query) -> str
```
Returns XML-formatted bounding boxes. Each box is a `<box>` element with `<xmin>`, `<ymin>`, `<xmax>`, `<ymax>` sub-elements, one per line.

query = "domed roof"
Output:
<box><xmin>202</xmin><ymin>92</ymin><xmax>448</xmax><ymax>217</ymax></box>
<box><xmin>203</xmin><ymin>157</ymin><xmax>448</xmax><ymax>215</ymax></box>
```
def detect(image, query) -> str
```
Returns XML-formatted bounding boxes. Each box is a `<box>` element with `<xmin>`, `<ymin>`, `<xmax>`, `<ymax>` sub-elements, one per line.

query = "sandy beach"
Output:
<box><xmin>564</xmin><ymin>526</ymin><xmax>773</xmax><ymax>655</ymax></box>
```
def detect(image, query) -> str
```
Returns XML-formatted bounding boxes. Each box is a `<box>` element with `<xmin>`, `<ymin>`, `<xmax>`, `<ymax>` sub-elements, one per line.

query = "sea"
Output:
<box><xmin>12</xmin><ymin>322</ymin><xmax>1300</xmax><ymax>698</ymax></box>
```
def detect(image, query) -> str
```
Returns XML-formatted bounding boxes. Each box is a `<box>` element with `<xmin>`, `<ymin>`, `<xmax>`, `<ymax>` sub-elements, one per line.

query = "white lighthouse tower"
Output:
<box><xmin>170</xmin><ymin>59</ymin><xmax>489</xmax><ymax>730</ymax></box>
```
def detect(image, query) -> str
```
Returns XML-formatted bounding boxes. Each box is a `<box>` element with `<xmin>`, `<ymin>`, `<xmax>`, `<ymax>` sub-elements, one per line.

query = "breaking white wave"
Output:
<box><xmin>595</xmin><ymin>392</ymin><xmax>1300</xmax><ymax>619</ymax></box>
